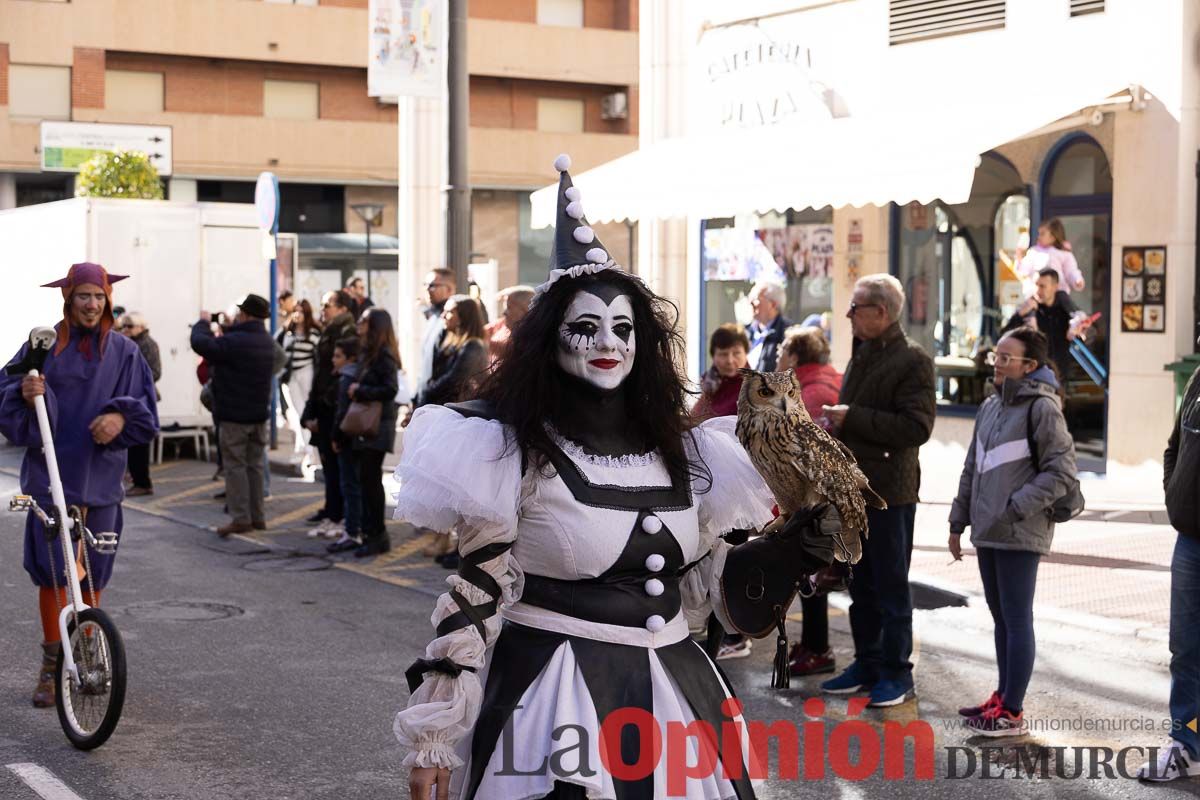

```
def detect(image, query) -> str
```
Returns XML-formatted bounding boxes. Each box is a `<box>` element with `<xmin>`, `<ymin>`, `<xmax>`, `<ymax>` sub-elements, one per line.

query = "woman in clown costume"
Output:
<box><xmin>396</xmin><ymin>156</ymin><xmax>838</xmax><ymax>800</ymax></box>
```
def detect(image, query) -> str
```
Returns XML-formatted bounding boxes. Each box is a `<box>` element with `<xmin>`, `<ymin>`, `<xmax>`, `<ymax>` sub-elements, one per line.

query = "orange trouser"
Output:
<box><xmin>38</xmin><ymin>587</ymin><xmax>101</xmax><ymax>644</ymax></box>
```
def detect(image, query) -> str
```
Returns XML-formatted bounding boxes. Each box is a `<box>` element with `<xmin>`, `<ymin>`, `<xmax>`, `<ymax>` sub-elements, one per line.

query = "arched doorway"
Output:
<box><xmin>1039</xmin><ymin>133</ymin><xmax>1112</xmax><ymax>470</ymax></box>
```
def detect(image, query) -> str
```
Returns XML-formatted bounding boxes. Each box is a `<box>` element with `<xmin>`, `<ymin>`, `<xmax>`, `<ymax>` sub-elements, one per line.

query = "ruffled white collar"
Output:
<box><xmin>548</xmin><ymin>427</ymin><xmax>660</xmax><ymax>468</ymax></box>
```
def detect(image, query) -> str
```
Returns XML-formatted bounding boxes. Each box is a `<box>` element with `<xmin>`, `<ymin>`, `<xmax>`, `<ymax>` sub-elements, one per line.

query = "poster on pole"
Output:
<box><xmin>368</xmin><ymin>0</ymin><xmax>446</xmax><ymax>99</ymax></box>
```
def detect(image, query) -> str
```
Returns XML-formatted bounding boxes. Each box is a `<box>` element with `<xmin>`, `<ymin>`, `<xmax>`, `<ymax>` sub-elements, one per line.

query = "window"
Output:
<box><xmin>537</xmin><ymin>0</ymin><xmax>583</xmax><ymax>28</ymax></box>
<box><xmin>1070</xmin><ymin>0</ymin><xmax>1103</xmax><ymax>16</ymax></box>
<box><xmin>263</xmin><ymin>80</ymin><xmax>319</xmax><ymax>120</ymax></box>
<box><xmin>105</xmin><ymin>70</ymin><xmax>164</xmax><ymax>113</ymax></box>
<box><xmin>8</xmin><ymin>64</ymin><xmax>71</xmax><ymax>120</ymax></box>
<box><xmin>699</xmin><ymin>207</ymin><xmax>835</xmax><ymax>375</ymax></box>
<box><xmin>888</xmin><ymin>0</ymin><xmax>1005</xmax><ymax>46</ymax></box>
<box><xmin>1046</xmin><ymin>139</ymin><xmax>1112</xmax><ymax>197</ymax></box>
<box><xmin>536</xmin><ymin>97</ymin><xmax>585</xmax><ymax>133</ymax></box>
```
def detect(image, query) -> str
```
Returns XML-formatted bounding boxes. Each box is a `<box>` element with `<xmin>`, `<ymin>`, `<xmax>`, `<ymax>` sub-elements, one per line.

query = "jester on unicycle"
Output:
<box><xmin>0</xmin><ymin>263</ymin><xmax>158</xmax><ymax>748</ymax></box>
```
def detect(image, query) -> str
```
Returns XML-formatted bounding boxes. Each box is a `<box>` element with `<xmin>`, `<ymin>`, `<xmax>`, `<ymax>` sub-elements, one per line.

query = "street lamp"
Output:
<box><xmin>350</xmin><ymin>202</ymin><xmax>385</xmax><ymax>298</ymax></box>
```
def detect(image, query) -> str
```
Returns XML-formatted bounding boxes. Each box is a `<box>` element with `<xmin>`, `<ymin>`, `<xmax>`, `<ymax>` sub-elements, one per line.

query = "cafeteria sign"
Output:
<box><xmin>41</xmin><ymin>121</ymin><xmax>173</xmax><ymax>175</ymax></box>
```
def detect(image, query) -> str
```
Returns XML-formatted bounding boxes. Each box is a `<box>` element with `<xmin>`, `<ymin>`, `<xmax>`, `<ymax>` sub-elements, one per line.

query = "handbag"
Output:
<box><xmin>340</xmin><ymin>400</ymin><xmax>382</xmax><ymax>437</ymax></box>
<box><xmin>1026</xmin><ymin>398</ymin><xmax>1085</xmax><ymax>523</ymax></box>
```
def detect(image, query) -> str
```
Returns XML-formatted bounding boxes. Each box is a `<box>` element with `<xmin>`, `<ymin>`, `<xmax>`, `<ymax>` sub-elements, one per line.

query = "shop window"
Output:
<box><xmin>263</xmin><ymin>79</ymin><xmax>319</xmax><ymax>120</ymax></box>
<box><xmin>1046</xmin><ymin>139</ymin><xmax>1111</xmax><ymax>197</ymax></box>
<box><xmin>8</xmin><ymin>64</ymin><xmax>71</xmax><ymax>121</ymax></box>
<box><xmin>16</xmin><ymin>173</ymin><xmax>74</xmax><ymax>208</ymax></box>
<box><xmin>896</xmin><ymin>153</ymin><xmax>1030</xmax><ymax>407</ymax></box>
<box><xmin>1040</xmin><ymin>135</ymin><xmax>1112</xmax><ymax>467</ymax></box>
<box><xmin>537</xmin><ymin>0</ymin><xmax>584</xmax><ymax>27</ymax></box>
<box><xmin>699</xmin><ymin>208</ymin><xmax>835</xmax><ymax>374</ymax></box>
<box><xmin>518</xmin><ymin>191</ymin><xmax>555</xmax><ymax>286</ymax></box>
<box><xmin>105</xmin><ymin>70</ymin><xmax>164</xmax><ymax>113</ymax></box>
<box><xmin>536</xmin><ymin>97</ymin><xmax>585</xmax><ymax>133</ymax></box>
<box><xmin>994</xmin><ymin>194</ymin><xmax>1031</xmax><ymax>323</ymax></box>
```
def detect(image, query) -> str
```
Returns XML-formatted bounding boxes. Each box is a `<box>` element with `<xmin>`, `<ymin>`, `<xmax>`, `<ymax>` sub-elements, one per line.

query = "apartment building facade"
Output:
<box><xmin>0</xmin><ymin>0</ymin><xmax>638</xmax><ymax>291</ymax></box>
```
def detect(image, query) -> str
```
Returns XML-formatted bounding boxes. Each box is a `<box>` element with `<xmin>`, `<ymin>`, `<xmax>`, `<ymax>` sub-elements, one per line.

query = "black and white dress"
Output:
<box><xmin>393</xmin><ymin>404</ymin><xmax>776</xmax><ymax>799</ymax></box>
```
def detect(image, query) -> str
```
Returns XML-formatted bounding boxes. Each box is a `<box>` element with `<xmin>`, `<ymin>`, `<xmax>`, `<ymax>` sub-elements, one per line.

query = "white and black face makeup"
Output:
<box><xmin>556</xmin><ymin>287</ymin><xmax>636</xmax><ymax>392</ymax></box>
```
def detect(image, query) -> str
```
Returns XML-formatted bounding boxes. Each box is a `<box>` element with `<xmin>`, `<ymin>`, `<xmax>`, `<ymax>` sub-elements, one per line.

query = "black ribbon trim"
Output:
<box><xmin>405</xmin><ymin>657</ymin><xmax>477</xmax><ymax>694</ymax></box>
<box><xmin>434</xmin><ymin>542</ymin><xmax>515</xmax><ymax>640</ymax></box>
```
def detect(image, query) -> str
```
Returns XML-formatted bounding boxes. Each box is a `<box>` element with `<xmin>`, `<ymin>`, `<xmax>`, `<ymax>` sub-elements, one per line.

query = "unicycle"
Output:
<box><xmin>7</xmin><ymin>327</ymin><xmax>126</xmax><ymax>749</ymax></box>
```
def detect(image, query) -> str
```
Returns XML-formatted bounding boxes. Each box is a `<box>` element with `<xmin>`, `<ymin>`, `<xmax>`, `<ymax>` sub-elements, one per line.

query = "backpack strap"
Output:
<box><xmin>1025</xmin><ymin>397</ymin><xmax>1049</xmax><ymax>470</ymax></box>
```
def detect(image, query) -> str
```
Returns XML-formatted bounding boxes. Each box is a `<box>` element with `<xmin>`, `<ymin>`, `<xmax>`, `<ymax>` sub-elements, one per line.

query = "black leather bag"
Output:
<box><xmin>719</xmin><ymin>505</ymin><xmax>843</xmax><ymax>689</ymax></box>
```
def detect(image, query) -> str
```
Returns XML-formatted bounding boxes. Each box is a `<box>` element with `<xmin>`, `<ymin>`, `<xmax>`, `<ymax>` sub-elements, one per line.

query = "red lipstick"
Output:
<box><xmin>589</xmin><ymin>359</ymin><xmax>619</xmax><ymax>370</ymax></box>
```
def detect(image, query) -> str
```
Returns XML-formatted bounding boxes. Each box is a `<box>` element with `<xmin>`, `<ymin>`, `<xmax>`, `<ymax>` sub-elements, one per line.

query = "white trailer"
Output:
<box><xmin>0</xmin><ymin>197</ymin><xmax>269</xmax><ymax>428</ymax></box>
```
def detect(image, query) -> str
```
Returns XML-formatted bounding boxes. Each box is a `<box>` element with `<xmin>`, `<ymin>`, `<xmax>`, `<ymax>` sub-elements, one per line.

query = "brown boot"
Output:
<box><xmin>32</xmin><ymin>642</ymin><xmax>57</xmax><ymax>708</ymax></box>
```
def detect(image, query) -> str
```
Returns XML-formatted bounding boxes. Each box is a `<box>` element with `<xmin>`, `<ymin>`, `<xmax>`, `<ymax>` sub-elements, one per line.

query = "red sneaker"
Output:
<box><xmin>788</xmin><ymin>645</ymin><xmax>836</xmax><ymax>676</ymax></box>
<box><xmin>966</xmin><ymin>704</ymin><xmax>1028</xmax><ymax>738</ymax></box>
<box><xmin>958</xmin><ymin>690</ymin><xmax>1001</xmax><ymax>718</ymax></box>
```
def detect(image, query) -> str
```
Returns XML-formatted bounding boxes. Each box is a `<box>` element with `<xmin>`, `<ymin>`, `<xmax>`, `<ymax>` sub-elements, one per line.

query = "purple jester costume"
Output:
<box><xmin>0</xmin><ymin>263</ymin><xmax>159</xmax><ymax>590</ymax></box>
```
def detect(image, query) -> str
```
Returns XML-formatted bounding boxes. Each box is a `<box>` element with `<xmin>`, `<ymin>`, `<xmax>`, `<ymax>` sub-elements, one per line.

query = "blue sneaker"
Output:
<box><xmin>867</xmin><ymin>680</ymin><xmax>913</xmax><ymax>708</ymax></box>
<box><xmin>820</xmin><ymin>662</ymin><xmax>874</xmax><ymax>695</ymax></box>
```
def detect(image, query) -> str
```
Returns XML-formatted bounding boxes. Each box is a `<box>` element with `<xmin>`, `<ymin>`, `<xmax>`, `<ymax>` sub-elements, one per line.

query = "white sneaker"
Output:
<box><xmin>716</xmin><ymin>640</ymin><xmax>753</xmax><ymax>661</ymax></box>
<box><xmin>306</xmin><ymin>519</ymin><xmax>332</xmax><ymax>538</ymax></box>
<box><xmin>322</xmin><ymin>522</ymin><xmax>345</xmax><ymax>539</ymax></box>
<box><xmin>1138</xmin><ymin>741</ymin><xmax>1200</xmax><ymax>782</ymax></box>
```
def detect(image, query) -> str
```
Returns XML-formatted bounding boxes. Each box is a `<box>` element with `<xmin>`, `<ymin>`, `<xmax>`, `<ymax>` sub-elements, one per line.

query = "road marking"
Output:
<box><xmin>263</xmin><ymin>499</ymin><xmax>326</xmax><ymax>530</ymax></box>
<box><xmin>145</xmin><ymin>481</ymin><xmax>225</xmax><ymax>510</ymax></box>
<box><xmin>5</xmin><ymin>763</ymin><xmax>87</xmax><ymax>800</ymax></box>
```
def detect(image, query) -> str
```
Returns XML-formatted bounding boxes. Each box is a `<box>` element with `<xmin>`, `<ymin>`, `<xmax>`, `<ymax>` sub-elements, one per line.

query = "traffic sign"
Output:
<box><xmin>40</xmin><ymin>121</ymin><xmax>173</xmax><ymax>176</ymax></box>
<box><xmin>254</xmin><ymin>172</ymin><xmax>279</xmax><ymax>233</ymax></box>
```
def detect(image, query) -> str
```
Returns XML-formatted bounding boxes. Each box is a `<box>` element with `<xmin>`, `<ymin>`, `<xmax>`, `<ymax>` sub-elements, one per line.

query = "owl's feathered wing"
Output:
<box><xmin>737</xmin><ymin>406</ymin><xmax>885</xmax><ymax>565</ymax></box>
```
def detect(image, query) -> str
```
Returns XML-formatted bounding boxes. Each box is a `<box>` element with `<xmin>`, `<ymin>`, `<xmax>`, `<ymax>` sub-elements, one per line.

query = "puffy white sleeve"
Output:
<box><xmin>390</xmin><ymin>404</ymin><xmax>524</xmax><ymax>769</ymax></box>
<box><xmin>680</xmin><ymin>416</ymin><xmax>778</xmax><ymax>632</ymax></box>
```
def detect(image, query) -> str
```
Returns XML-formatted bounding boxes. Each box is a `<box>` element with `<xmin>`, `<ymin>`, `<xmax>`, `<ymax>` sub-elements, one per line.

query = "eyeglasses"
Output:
<box><xmin>426</xmin><ymin>282</ymin><xmax>449</xmax><ymax>291</ymax></box>
<box><xmin>848</xmin><ymin>302</ymin><xmax>882</xmax><ymax>316</ymax></box>
<box><xmin>985</xmin><ymin>352</ymin><xmax>1035</xmax><ymax>367</ymax></box>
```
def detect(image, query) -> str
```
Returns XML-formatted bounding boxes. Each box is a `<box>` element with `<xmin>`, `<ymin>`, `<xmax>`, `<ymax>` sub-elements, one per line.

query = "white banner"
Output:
<box><xmin>41</xmin><ymin>121</ymin><xmax>173</xmax><ymax>175</ymax></box>
<box><xmin>368</xmin><ymin>0</ymin><xmax>446</xmax><ymax>100</ymax></box>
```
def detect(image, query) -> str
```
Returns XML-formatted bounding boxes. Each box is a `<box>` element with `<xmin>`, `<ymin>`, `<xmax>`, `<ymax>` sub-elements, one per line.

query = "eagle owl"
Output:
<box><xmin>736</xmin><ymin>369</ymin><xmax>886</xmax><ymax>564</ymax></box>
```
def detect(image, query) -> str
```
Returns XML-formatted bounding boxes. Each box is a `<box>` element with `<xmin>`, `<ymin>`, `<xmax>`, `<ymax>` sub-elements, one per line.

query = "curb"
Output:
<box><xmin>907</xmin><ymin>569</ymin><xmax>1169</xmax><ymax>642</ymax></box>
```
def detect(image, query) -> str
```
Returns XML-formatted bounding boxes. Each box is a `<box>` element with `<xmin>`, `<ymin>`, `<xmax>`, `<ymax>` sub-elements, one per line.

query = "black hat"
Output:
<box><xmin>538</xmin><ymin>154</ymin><xmax>616</xmax><ymax>294</ymax></box>
<box><xmin>238</xmin><ymin>293</ymin><xmax>270</xmax><ymax>319</ymax></box>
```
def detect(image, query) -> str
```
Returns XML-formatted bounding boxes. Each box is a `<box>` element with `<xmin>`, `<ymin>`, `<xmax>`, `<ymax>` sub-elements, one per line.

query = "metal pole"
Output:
<box><xmin>269</xmin><ymin>178</ymin><xmax>280</xmax><ymax>450</ymax></box>
<box><xmin>365</xmin><ymin>219</ymin><xmax>373</xmax><ymax>300</ymax></box>
<box><xmin>447</xmin><ymin>0</ymin><xmax>471</xmax><ymax>291</ymax></box>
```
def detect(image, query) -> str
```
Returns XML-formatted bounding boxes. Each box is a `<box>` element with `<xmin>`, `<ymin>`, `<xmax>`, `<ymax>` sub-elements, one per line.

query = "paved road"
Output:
<box><xmin>0</xmin><ymin>455</ymin><xmax>1195</xmax><ymax>799</ymax></box>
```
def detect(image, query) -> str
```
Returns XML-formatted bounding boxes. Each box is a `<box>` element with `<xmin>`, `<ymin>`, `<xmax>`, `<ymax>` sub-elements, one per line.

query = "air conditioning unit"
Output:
<box><xmin>601</xmin><ymin>92</ymin><xmax>628</xmax><ymax>121</ymax></box>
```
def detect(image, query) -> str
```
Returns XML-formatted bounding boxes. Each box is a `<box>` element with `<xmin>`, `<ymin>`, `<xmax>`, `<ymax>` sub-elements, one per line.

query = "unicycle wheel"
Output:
<box><xmin>55</xmin><ymin>608</ymin><xmax>126</xmax><ymax>750</ymax></box>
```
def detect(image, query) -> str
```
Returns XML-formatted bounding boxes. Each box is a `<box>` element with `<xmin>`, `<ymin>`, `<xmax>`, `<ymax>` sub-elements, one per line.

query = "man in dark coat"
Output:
<box><xmin>746</xmin><ymin>280</ymin><xmax>794</xmax><ymax>372</ymax></box>
<box><xmin>300</xmin><ymin>290</ymin><xmax>356</xmax><ymax>530</ymax></box>
<box><xmin>1003</xmin><ymin>268</ymin><xmax>1079</xmax><ymax>381</ymax></box>
<box><xmin>820</xmin><ymin>273</ymin><xmax>936</xmax><ymax>708</ymax></box>
<box><xmin>1140</xmin><ymin>352</ymin><xmax>1200</xmax><ymax>780</ymax></box>
<box><xmin>191</xmin><ymin>294</ymin><xmax>276</xmax><ymax>536</ymax></box>
<box><xmin>119</xmin><ymin>312</ymin><xmax>161</xmax><ymax>496</ymax></box>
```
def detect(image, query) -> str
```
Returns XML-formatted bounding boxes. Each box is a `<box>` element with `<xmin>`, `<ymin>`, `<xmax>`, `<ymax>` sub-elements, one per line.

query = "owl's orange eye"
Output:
<box><xmin>758</xmin><ymin>387</ymin><xmax>773</xmax><ymax>398</ymax></box>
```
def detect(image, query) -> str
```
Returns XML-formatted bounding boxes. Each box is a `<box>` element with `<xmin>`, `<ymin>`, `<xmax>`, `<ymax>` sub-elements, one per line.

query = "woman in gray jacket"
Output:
<box><xmin>948</xmin><ymin>326</ymin><xmax>1077</xmax><ymax>737</ymax></box>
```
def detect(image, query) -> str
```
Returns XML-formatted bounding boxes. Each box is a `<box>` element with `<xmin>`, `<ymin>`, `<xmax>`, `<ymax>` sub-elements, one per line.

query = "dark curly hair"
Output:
<box><xmin>477</xmin><ymin>269</ymin><xmax>709</xmax><ymax>489</ymax></box>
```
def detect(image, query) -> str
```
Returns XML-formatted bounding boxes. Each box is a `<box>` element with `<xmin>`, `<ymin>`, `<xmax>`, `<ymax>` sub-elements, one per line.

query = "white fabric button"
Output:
<box><xmin>645</xmin><ymin>578</ymin><xmax>664</xmax><ymax>597</ymax></box>
<box><xmin>645</xmin><ymin>614</ymin><xmax>666</xmax><ymax>632</ymax></box>
<box><xmin>641</xmin><ymin>515</ymin><xmax>663</xmax><ymax>535</ymax></box>
<box><xmin>645</xmin><ymin>554</ymin><xmax>665</xmax><ymax>572</ymax></box>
